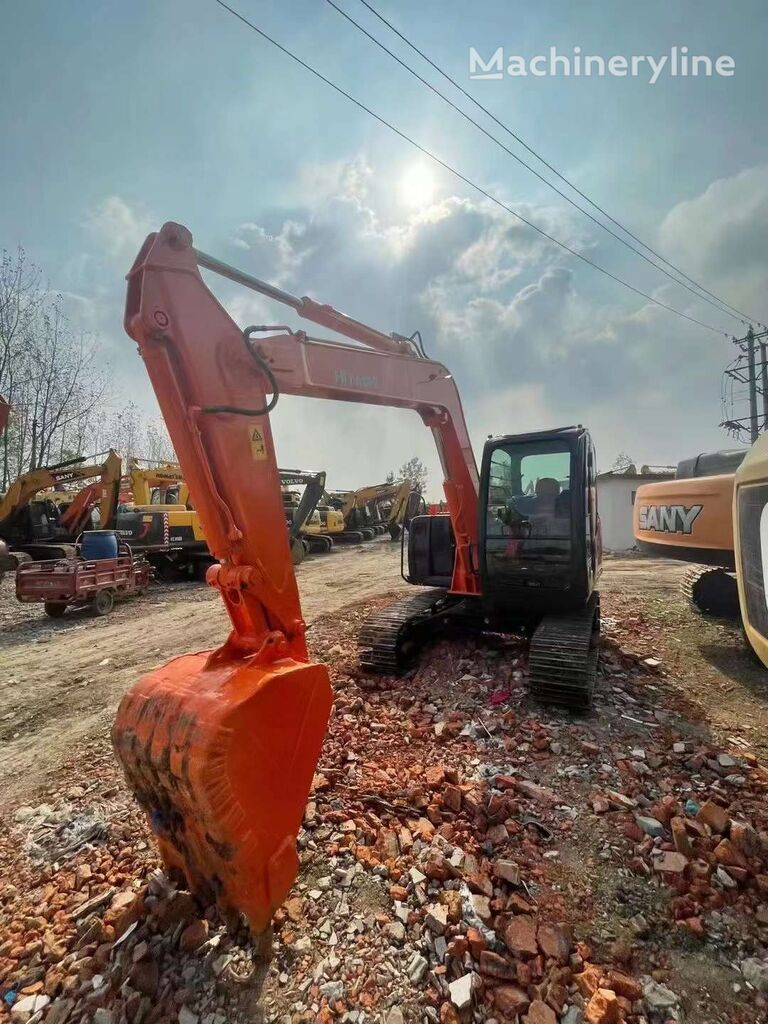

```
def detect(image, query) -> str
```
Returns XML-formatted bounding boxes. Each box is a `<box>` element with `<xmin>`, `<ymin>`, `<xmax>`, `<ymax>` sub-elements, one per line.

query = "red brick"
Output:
<box><xmin>524</xmin><ymin>999</ymin><xmax>557</xmax><ymax>1024</ymax></box>
<box><xmin>494</xmin><ymin>985</ymin><xmax>530</xmax><ymax>1017</ymax></box>
<box><xmin>504</xmin><ymin>915</ymin><xmax>538</xmax><ymax>956</ymax></box>
<box><xmin>585</xmin><ymin>988</ymin><xmax>620</xmax><ymax>1024</ymax></box>
<box><xmin>537</xmin><ymin>923</ymin><xmax>572</xmax><ymax>961</ymax></box>
<box><xmin>696</xmin><ymin>800</ymin><xmax>730</xmax><ymax>834</ymax></box>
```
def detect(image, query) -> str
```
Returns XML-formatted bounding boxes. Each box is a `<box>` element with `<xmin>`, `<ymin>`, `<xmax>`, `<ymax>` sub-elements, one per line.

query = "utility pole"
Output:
<box><xmin>746</xmin><ymin>326</ymin><xmax>759</xmax><ymax>443</ymax></box>
<box><xmin>720</xmin><ymin>326</ymin><xmax>768</xmax><ymax>442</ymax></box>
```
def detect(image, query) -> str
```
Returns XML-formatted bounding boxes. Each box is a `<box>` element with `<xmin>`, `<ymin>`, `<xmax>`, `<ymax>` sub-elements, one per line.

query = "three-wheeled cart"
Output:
<box><xmin>15</xmin><ymin>539</ymin><xmax>151</xmax><ymax>618</ymax></box>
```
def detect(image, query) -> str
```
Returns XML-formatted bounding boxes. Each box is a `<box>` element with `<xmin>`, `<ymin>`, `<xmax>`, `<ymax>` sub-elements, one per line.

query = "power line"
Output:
<box><xmin>326</xmin><ymin>0</ymin><xmax>742</xmax><ymax>325</ymax></box>
<box><xmin>350</xmin><ymin>0</ymin><xmax>766</xmax><ymax>330</ymax></box>
<box><xmin>210</xmin><ymin>0</ymin><xmax>729</xmax><ymax>337</ymax></box>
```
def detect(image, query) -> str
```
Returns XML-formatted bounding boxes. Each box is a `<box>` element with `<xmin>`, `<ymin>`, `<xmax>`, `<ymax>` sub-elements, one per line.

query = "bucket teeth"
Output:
<box><xmin>112</xmin><ymin>651</ymin><xmax>333</xmax><ymax>934</ymax></box>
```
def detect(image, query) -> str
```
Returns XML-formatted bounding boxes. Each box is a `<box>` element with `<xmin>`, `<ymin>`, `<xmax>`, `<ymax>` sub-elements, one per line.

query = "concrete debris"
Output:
<box><xmin>448</xmin><ymin>972</ymin><xmax>473</xmax><ymax>1010</ymax></box>
<box><xmin>741</xmin><ymin>957</ymin><xmax>768</xmax><ymax>993</ymax></box>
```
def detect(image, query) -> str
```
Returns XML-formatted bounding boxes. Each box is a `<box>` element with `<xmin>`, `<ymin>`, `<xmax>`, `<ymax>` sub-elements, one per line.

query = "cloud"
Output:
<box><xmin>659</xmin><ymin>165</ymin><xmax>768</xmax><ymax>319</ymax></box>
<box><xmin>84</xmin><ymin>196</ymin><xmax>153</xmax><ymax>264</ymax></box>
<box><xmin>83</xmin><ymin>159</ymin><xmax>765</xmax><ymax>490</ymax></box>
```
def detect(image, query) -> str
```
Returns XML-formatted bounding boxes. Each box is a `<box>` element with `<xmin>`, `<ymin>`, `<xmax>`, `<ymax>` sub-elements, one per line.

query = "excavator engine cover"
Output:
<box><xmin>112</xmin><ymin>650</ymin><xmax>332</xmax><ymax>934</ymax></box>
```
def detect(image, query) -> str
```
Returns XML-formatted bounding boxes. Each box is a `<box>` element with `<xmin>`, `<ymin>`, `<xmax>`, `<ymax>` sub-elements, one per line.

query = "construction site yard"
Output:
<box><xmin>1</xmin><ymin>544</ymin><xmax>768</xmax><ymax>1024</ymax></box>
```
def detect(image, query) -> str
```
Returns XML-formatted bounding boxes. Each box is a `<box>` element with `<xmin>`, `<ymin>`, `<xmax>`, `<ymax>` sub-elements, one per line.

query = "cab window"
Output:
<box><xmin>487</xmin><ymin>440</ymin><xmax>572</xmax><ymax>538</ymax></box>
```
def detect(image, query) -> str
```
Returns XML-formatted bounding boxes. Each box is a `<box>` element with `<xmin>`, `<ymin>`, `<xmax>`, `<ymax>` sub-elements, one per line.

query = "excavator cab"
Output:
<box><xmin>479</xmin><ymin>426</ymin><xmax>600</xmax><ymax>614</ymax></box>
<box><xmin>408</xmin><ymin>426</ymin><xmax>600</xmax><ymax>613</ymax></box>
<box><xmin>400</xmin><ymin>426</ymin><xmax>601</xmax><ymax>706</ymax></box>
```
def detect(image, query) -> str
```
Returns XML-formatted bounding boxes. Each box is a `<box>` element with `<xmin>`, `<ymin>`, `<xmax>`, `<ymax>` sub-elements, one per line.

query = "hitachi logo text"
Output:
<box><xmin>335</xmin><ymin>370</ymin><xmax>379</xmax><ymax>389</ymax></box>
<box><xmin>638</xmin><ymin>504</ymin><xmax>703</xmax><ymax>535</ymax></box>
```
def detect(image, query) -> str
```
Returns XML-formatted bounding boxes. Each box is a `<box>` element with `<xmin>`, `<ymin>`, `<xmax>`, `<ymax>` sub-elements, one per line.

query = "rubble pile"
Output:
<box><xmin>0</xmin><ymin>597</ymin><xmax>767</xmax><ymax>1024</ymax></box>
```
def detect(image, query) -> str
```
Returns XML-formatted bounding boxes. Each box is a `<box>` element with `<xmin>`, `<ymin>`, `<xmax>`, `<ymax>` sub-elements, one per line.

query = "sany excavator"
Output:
<box><xmin>112</xmin><ymin>223</ymin><xmax>601</xmax><ymax>936</ymax></box>
<box><xmin>0</xmin><ymin>450</ymin><xmax>122</xmax><ymax>564</ymax></box>
<box><xmin>633</xmin><ymin>449</ymin><xmax>746</xmax><ymax>615</ymax></box>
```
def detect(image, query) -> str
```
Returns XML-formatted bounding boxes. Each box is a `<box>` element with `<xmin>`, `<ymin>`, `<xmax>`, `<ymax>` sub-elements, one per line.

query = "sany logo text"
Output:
<box><xmin>638</xmin><ymin>504</ymin><xmax>703</xmax><ymax>535</ymax></box>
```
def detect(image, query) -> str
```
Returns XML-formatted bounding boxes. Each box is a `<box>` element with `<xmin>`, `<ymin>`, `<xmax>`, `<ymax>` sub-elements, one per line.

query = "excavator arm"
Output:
<box><xmin>113</xmin><ymin>222</ymin><xmax>480</xmax><ymax>934</ymax></box>
<box><xmin>388</xmin><ymin>478</ymin><xmax>415</xmax><ymax>528</ymax></box>
<box><xmin>59</xmin><ymin>449</ymin><xmax>123</xmax><ymax>532</ymax></box>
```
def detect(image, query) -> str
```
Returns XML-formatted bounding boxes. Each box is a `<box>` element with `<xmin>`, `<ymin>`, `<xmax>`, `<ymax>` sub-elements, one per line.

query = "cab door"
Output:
<box><xmin>479</xmin><ymin>432</ymin><xmax>576</xmax><ymax>612</ymax></box>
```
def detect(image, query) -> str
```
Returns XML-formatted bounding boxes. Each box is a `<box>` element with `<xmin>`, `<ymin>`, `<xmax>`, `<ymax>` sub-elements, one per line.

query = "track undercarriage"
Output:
<box><xmin>359</xmin><ymin>589</ymin><xmax>601</xmax><ymax>710</ymax></box>
<box><xmin>681</xmin><ymin>565</ymin><xmax>740</xmax><ymax>618</ymax></box>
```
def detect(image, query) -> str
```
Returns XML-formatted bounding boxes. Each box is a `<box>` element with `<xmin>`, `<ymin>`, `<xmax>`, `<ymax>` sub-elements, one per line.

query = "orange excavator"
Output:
<box><xmin>633</xmin><ymin>449</ymin><xmax>745</xmax><ymax>615</ymax></box>
<box><xmin>112</xmin><ymin>223</ymin><xmax>601</xmax><ymax>937</ymax></box>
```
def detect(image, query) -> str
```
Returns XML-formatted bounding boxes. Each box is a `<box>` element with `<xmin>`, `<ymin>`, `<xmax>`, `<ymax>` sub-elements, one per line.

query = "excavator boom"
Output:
<box><xmin>113</xmin><ymin>222</ymin><xmax>480</xmax><ymax>934</ymax></box>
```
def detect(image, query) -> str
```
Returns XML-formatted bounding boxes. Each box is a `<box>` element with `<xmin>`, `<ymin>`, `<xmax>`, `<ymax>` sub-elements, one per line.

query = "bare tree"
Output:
<box><xmin>611</xmin><ymin>452</ymin><xmax>636</xmax><ymax>473</ymax></box>
<box><xmin>23</xmin><ymin>298</ymin><xmax>109</xmax><ymax>470</ymax></box>
<box><xmin>96</xmin><ymin>401</ymin><xmax>175</xmax><ymax>465</ymax></box>
<box><xmin>0</xmin><ymin>249</ymin><xmax>111</xmax><ymax>486</ymax></box>
<box><xmin>0</xmin><ymin>248</ymin><xmax>44</xmax><ymax>487</ymax></box>
<box><xmin>144</xmin><ymin>420</ymin><xmax>176</xmax><ymax>463</ymax></box>
<box><xmin>397</xmin><ymin>456</ymin><xmax>428</xmax><ymax>494</ymax></box>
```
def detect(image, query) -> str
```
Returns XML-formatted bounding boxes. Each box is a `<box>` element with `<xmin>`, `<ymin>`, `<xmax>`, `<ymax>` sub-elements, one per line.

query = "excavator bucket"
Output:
<box><xmin>112</xmin><ymin>650</ymin><xmax>333</xmax><ymax>934</ymax></box>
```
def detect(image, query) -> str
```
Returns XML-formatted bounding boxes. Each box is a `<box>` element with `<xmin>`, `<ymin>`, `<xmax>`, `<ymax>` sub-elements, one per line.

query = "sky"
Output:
<box><xmin>2</xmin><ymin>0</ymin><xmax>767</xmax><ymax>498</ymax></box>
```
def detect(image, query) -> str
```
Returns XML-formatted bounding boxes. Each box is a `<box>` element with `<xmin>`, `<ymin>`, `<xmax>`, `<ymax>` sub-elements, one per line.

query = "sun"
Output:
<box><xmin>398</xmin><ymin>162</ymin><xmax>436</xmax><ymax>208</ymax></box>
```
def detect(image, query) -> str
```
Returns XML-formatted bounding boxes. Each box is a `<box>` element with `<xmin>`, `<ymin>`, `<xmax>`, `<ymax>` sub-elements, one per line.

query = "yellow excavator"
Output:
<box><xmin>0</xmin><ymin>450</ymin><xmax>122</xmax><ymax>567</ymax></box>
<box><xmin>117</xmin><ymin>460</ymin><xmax>332</xmax><ymax>574</ymax></box>
<box><xmin>280</xmin><ymin>470</ymin><xmax>343</xmax><ymax>556</ymax></box>
<box><xmin>116</xmin><ymin>458</ymin><xmax>212</xmax><ymax>579</ymax></box>
<box><xmin>328</xmin><ymin>480</ymin><xmax>415</xmax><ymax>540</ymax></box>
<box><xmin>124</xmin><ymin>457</ymin><xmax>189</xmax><ymax>507</ymax></box>
<box><xmin>373</xmin><ymin>478</ymin><xmax>418</xmax><ymax>539</ymax></box>
<box><xmin>733</xmin><ymin>434</ymin><xmax>768</xmax><ymax>667</ymax></box>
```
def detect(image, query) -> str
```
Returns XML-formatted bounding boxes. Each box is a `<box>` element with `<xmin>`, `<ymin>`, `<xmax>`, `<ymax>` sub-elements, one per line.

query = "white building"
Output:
<box><xmin>596</xmin><ymin>467</ymin><xmax>674</xmax><ymax>551</ymax></box>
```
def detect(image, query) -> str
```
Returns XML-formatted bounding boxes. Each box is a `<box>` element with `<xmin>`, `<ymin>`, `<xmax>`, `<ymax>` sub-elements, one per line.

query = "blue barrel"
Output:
<box><xmin>81</xmin><ymin>530</ymin><xmax>119</xmax><ymax>560</ymax></box>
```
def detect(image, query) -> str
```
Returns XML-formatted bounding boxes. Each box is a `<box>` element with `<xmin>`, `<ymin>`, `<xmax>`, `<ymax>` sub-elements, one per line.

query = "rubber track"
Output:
<box><xmin>528</xmin><ymin>595</ymin><xmax>599</xmax><ymax>709</ymax></box>
<box><xmin>359</xmin><ymin>590</ymin><xmax>447</xmax><ymax>673</ymax></box>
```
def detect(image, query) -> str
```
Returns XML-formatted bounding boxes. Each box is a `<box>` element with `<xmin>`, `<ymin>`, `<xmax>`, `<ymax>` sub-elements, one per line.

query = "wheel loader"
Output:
<box><xmin>633</xmin><ymin>449</ymin><xmax>745</xmax><ymax>615</ymax></box>
<box><xmin>112</xmin><ymin>223</ymin><xmax>601</xmax><ymax>939</ymax></box>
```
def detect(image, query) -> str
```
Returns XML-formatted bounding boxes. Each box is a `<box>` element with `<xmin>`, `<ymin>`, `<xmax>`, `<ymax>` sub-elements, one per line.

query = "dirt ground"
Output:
<box><xmin>1</xmin><ymin>550</ymin><xmax>767</xmax><ymax>804</ymax></box>
<box><xmin>0</xmin><ymin>538</ymin><xmax>410</xmax><ymax>800</ymax></box>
